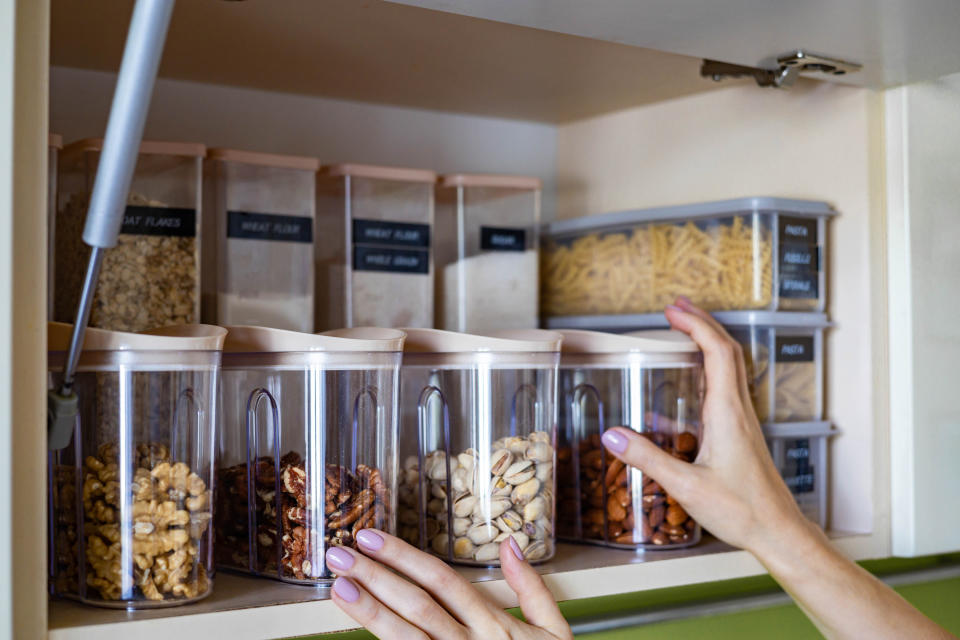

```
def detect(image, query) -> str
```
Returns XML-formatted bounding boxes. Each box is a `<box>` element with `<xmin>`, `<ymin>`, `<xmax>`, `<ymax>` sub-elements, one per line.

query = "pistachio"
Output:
<box><xmin>451</xmin><ymin>467</ymin><xmax>470</xmax><ymax>494</ymax></box>
<box><xmin>475</xmin><ymin>496</ymin><xmax>511</xmax><ymax>520</ymax></box>
<box><xmin>427</xmin><ymin>454</ymin><xmax>448</xmax><ymax>481</ymax></box>
<box><xmin>457</xmin><ymin>450</ymin><xmax>477</xmax><ymax>473</ymax></box>
<box><xmin>489</xmin><ymin>449</ymin><xmax>513</xmax><ymax>477</ymax></box>
<box><xmin>528</xmin><ymin>431</ymin><xmax>550</xmax><ymax>444</ymax></box>
<box><xmin>467</xmin><ymin>523</ymin><xmax>498</xmax><ymax>545</ymax></box>
<box><xmin>452</xmin><ymin>517</ymin><xmax>471</xmax><ymax>536</ymax></box>
<box><xmin>512</xmin><ymin>478</ymin><xmax>542</xmax><ymax>507</ymax></box>
<box><xmin>431</xmin><ymin>532</ymin><xmax>449</xmax><ymax>555</ymax></box>
<box><xmin>453</xmin><ymin>537</ymin><xmax>476</xmax><ymax>559</ymax></box>
<box><xmin>504</xmin><ymin>460</ymin><xmax>535</xmax><ymax>485</ymax></box>
<box><xmin>495</xmin><ymin>510</ymin><xmax>523</xmax><ymax>532</ymax></box>
<box><xmin>431</xmin><ymin>483</ymin><xmax>447</xmax><ymax>500</ymax></box>
<box><xmin>535</xmin><ymin>462</ymin><xmax>554</xmax><ymax>483</ymax></box>
<box><xmin>524</xmin><ymin>442</ymin><xmax>553</xmax><ymax>463</ymax></box>
<box><xmin>427</xmin><ymin>498</ymin><xmax>446</xmax><ymax>515</ymax></box>
<box><xmin>474</xmin><ymin>542</ymin><xmax>500</xmax><ymax>563</ymax></box>
<box><xmin>524</xmin><ymin>541</ymin><xmax>547</xmax><ymax>561</ymax></box>
<box><xmin>453</xmin><ymin>495</ymin><xmax>478</xmax><ymax>518</ymax></box>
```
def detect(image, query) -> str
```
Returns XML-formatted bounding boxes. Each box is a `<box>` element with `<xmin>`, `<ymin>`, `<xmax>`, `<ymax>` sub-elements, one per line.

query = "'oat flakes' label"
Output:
<box><xmin>120</xmin><ymin>206</ymin><xmax>196</xmax><ymax>237</ymax></box>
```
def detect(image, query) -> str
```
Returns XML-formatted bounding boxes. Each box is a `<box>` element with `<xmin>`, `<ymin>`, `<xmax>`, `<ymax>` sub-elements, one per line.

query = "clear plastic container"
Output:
<box><xmin>203</xmin><ymin>149</ymin><xmax>319</xmax><ymax>332</ymax></box>
<box><xmin>47</xmin><ymin>322</ymin><xmax>226</xmax><ymax>608</ymax></box>
<box><xmin>764</xmin><ymin>422</ymin><xmax>833</xmax><ymax>528</ymax></box>
<box><xmin>316</xmin><ymin>164</ymin><xmax>437</xmax><ymax>330</ymax></box>
<box><xmin>397</xmin><ymin>329</ymin><xmax>561</xmax><ymax>566</ymax></box>
<box><xmin>48</xmin><ymin>134</ymin><xmax>63</xmax><ymax>319</ymax></box>
<box><xmin>555</xmin><ymin>330</ymin><xmax>703</xmax><ymax>549</ymax></box>
<box><xmin>541</xmin><ymin>197</ymin><xmax>835</xmax><ymax>317</ymax></box>
<box><xmin>434</xmin><ymin>174</ymin><xmax>541</xmax><ymax>332</ymax></box>
<box><xmin>55</xmin><ymin>139</ymin><xmax>205</xmax><ymax>332</ymax></box>
<box><xmin>216</xmin><ymin>326</ymin><xmax>405</xmax><ymax>585</ymax></box>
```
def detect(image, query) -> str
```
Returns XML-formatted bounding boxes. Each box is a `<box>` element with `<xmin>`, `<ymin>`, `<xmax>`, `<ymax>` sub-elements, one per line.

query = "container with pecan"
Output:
<box><xmin>46</xmin><ymin>322</ymin><xmax>226</xmax><ymax>608</ymax></box>
<box><xmin>397</xmin><ymin>328</ymin><xmax>561</xmax><ymax>567</ymax></box>
<box><xmin>217</xmin><ymin>326</ymin><xmax>404</xmax><ymax>585</ymax></box>
<box><xmin>555</xmin><ymin>330</ymin><xmax>703</xmax><ymax>549</ymax></box>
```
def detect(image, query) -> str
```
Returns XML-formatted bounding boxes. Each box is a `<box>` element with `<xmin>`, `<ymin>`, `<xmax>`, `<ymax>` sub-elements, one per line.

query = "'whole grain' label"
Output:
<box><xmin>353</xmin><ymin>246</ymin><xmax>429</xmax><ymax>274</ymax></box>
<box><xmin>480</xmin><ymin>226</ymin><xmax>527</xmax><ymax>252</ymax></box>
<box><xmin>120</xmin><ymin>206</ymin><xmax>196</xmax><ymax>237</ymax></box>
<box><xmin>775</xmin><ymin>336</ymin><xmax>815</xmax><ymax>362</ymax></box>
<box><xmin>227</xmin><ymin>211</ymin><xmax>313</xmax><ymax>243</ymax></box>
<box><xmin>353</xmin><ymin>219</ymin><xmax>430</xmax><ymax>249</ymax></box>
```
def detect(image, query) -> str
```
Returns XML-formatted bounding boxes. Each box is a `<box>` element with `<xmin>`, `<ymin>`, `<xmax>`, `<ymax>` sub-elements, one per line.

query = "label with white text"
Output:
<box><xmin>120</xmin><ymin>206</ymin><xmax>196</xmax><ymax>237</ymax></box>
<box><xmin>353</xmin><ymin>246</ymin><xmax>429</xmax><ymax>274</ymax></box>
<box><xmin>353</xmin><ymin>219</ymin><xmax>430</xmax><ymax>249</ymax></box>
<box><xmin>775</xmin><ymin>336</ymin><xmax>815</xmax><ymax>363</ymax></box>
<box><xmin>480</xmin><ymin>226</ymin><xmax>526</xmax><ymax>252</ymax></box>
<box><xmin>227</xmin><ymin>211</ymin><xmax>313</xmax><ymax>243</ymax></box>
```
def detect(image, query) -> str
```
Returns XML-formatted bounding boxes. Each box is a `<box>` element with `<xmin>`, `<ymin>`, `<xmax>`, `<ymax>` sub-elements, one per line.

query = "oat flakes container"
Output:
<box><xmin>48</xmin><ymin>133</ymin><xmax>63</xmax><ymax>319</ymax></box>
<box><xmin>541</xmin><ymin>197</ymin><xmax>835</xmax><ymax>318</ymax></box>
<box><xmin>555</xmin><ymin>330</ymin><xmax>703</xmax><ymax>549</ymax></box>
<box><xmin>216</xmin><ymin>326</ymin><xmax>405</xmax><ymax>586</ymax></box>
<box><xmin>55</xmin><ymin>139</ymin><xmax>205</xmax><ymax>332</ymax></box>
<box><xmin>397</xmin><ymin>329</ymin><xmax>561</xmax><ymax>566</ymax></box>
<box><xmin>435</xmin><ymin>174</ymin><xmax>541</xmax><ymax>332</ymax></box>
<box><xmin>47</xmin><ymin>321</ymin><xmax>226</xmax><ymax>608</ymax></box>
<box><xmin>316</xmin><ymin>164</ymin><xmax>437</xmax><ymax>330</ymax></box>
<box><xmin>203</xmin><ymin>150</ymin><xmax>319</xmax><ymax>332</ymax></box>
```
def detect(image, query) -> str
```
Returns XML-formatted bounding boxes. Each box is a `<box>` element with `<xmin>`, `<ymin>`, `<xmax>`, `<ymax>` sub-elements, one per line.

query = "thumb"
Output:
<box><xmin>499</xmin><ymin>538</ymin><xmax>570</xmax><ymax>638</ymax></box>
<box><xmin>600</xmin><ymin>427</ymin><xmax>699</xmax><ymax>503</ymax></box>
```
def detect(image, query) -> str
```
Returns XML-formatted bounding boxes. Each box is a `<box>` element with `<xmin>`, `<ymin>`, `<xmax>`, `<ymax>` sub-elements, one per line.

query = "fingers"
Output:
<box><xmin>351</xmin><ymin>529</ymin><xmax>503</xmax><ymax>629</ymax></box>
<box><xmin>330</xmin><ymin>576</ymin><xmax>430</xmax><ymax>640</ymax></box>
<box><xmin>499</xmin><ymin>538</ymin><xmax>571</xmax><ymax>638</ymax></box>
<box><xmin>601</xmin><ymin>427</ymin><xmax>702</xmax><ymax>504</ymax></box>
<box><xmin>325</xmin><ymin>545</ymin><xmax>466</xmax><ymax>639</ymax></box>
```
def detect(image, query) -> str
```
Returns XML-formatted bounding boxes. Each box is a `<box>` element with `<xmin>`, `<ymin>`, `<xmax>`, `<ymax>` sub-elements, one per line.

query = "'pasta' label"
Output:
<box><xmin>120</xmin><ymin>206</ymin><xmax>196</xmax><ymax>237</ymax></box>
<box><xmin>778</xmin><ymin>216</ymin><xmax>818</xmax><ymax>244</ymax></box>
<box><xmin>775</xmin><ymin>336</ymin><xmax>815</xmax><ymax>362</ymax></box>
<box><xmin>480</xmin><ymin>226</ymin><xmax>526</xmax><ymax>252</ymax></box>
<box><xmin>783</xmin><ymin>438</ymin><xmax>815</xmax><ymax>494</ymax></box>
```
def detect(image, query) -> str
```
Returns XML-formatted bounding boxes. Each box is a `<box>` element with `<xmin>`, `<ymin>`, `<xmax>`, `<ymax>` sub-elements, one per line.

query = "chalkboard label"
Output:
<box><xmin>480</xmin><ymin>226</ymin><xmax>526</xmax><ymax>252</ymax></box>
<box><xmin>353</xmin><ymin>246</ymin><xmax>429</xmax><ymax>274</ymax></box>
<box><xmin>779</xmin><ymin>271</ymin><xmax>819</xmax><ymax>299</ymax></box>
<box><xmin>353</xmin><ymin>219</ymin><xmax>430</xmax><ymax>249</ymax></box>
<box><xmin>775</xmin><ymin>336</ymin><xmax>815</xmax><ymax>362</ymax></box>
<box><xmin>120</xmin><ymin>206</ymin><xmax>196</xmax><ymax>237</ymax></box>
<box><xmin>778</xmin><ymin>216</ymin><xmax>818</xmax><ymax>245</ymax></box>
<box><xmin>780</xmin><ymin>243</ymin><xmax>819</xmax><ymax>270</ymax></box>
<box><xmin>783</xmin><ymin>438</ymin><xmax>815</xmax><ymax>494</ymax></box>
<box><xmin>227</xmin><ymin>211</ymin><xmax>313</xmax><ymax>243</ymax></box>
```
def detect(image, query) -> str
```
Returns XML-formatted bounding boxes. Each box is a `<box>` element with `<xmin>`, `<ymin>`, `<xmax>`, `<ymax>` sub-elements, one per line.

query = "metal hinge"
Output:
<box><xmin>701</xmin><ymin>50</ymin><xmax>862</xmax><ymax>89</ymax></box>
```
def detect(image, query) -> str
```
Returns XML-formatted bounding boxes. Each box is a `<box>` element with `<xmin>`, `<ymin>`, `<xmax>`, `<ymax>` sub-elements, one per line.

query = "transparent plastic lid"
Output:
<box><xmin>207</xmin><ymin>148</ymin><xmax>320</xmax><ymax>171</ymax></box>
<box><xmin>558</xmin><ymin>329</ymin><xmax>699</xmax><ymax>367</ymax></box>
<box><xmin>437</xmin><ymin>173</ymin><xmax>542</xmax><ymax>190</ymax></box>
<box><xmin>61</xmin><ymin>138</ymin><xmax>206</xmax><ymax>160</ymax></box>
<box><xmin>402</xmin><ymin>328</ymin><xmax>561</xmax><ymax>368</ymax></box>
<box><xmin>223</xmin><ymin>325</ymin><xmax>405</xmax><ymax>353</ymax></box>
<box><xmin>321</xmin><ymin>163</ymin><xmax>437</xmax><ymax>183</ymax></box>
<box><xmin>48</xmin><ymin>321</ymin><xmax>226</xmax><ymax>352</ymax></box>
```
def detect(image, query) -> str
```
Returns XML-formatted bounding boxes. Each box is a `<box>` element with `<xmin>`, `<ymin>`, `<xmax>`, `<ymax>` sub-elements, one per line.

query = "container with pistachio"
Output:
<box><xmin>398</xmin><ymin>328</ymin><xmax>562</xmax><ymax>566</ymax></box>
<box><xmin>216</xmin><ymin>326</ymin><xmax>405</xmax><ymax>585</ymax></box>
<box><xmin>555</xmin><ymin>330</ymin><xmax>704</xmax><ymax>550</ymax></box>
<box><xmin>46</xmin><ymin>322</ymin><xmax>226</xmax><ymax>608</ymax></box>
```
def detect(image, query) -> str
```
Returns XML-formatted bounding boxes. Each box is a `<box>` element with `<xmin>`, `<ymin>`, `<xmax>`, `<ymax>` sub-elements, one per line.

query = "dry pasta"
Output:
<box><xmin>541</xmin><ymin>216</ymin><xmax>773</xmax><ymax>316</ymax></box>
<box><xmin>742</xmin><ymin>342</ymin><xmax>817</xmax><ymax>423</ymax></box>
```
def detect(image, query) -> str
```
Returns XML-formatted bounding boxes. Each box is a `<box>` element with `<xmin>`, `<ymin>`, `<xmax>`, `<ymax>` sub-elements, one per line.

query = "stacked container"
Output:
<box><xmin>397</xmin><ymin>329</ymin><xmax>561</xmax><ymax>566</ymax></box>
<box><xmin>316</xmin><ymin>164</ymin><xmax>437</xmax><ymax>330</ymax></box>
<box><xmin>435</xmin><ymin>174</ymin><xmax>541</xmax><ymax>332</ymax></box>
<box><xmin>47</xmin><ymin>322</ymin><xmax>226</xmax><ymax>608</ymax></box>
<box><xmin>204</xmin><ymin>149</ymin><xmax>319</xmax><ymax>332</ymax></box>
<box><xmin>555</xmin><ymin>330</ymin><xmax>703</xmax><ymax>549</ymax></box>
<box><xmin>55</xmin><ymin>139</ymin><xmax>206</xmax><ymax>332</ymax></box>
<box><xmin>216</xmin><ymin>326</ymin><xmax>405</xmax><ymax>585</ymax></box>
<box><xmin>764</xmin><ymin>422</ymin><xmax>832</xmax><ymax>528</ymax></box>
<box><xmin>48</xmin><ymin>133</ymin><xmax>62</xmax><ymax>319</ymax></box>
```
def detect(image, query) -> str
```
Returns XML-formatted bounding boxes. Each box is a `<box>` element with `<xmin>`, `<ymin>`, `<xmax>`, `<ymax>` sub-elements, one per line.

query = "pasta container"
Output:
<box><xmin>47</xmin><ymin>322</ymin><xmax>226</xmax><ymax>608</ymax></box>
<box><xmin>764</xmin><ymin>422</ymin><xmax>833</xmax><ymax>529</ymax></box>
<box><xmin>48</xmin><ymin>133</ymin><xmax>63</xmax><ymax>319</ymax></box>
<box><xmin>555</xmin><ymin>330</ymin><xmax>703</xmax><ymax>549</ymax></box>
<box><xmin>435</xmin><ymin>174</ymin><xmax>541</xmax><ymax>332</ymax></box>
<box><xmin>203</xmin><ymin>149</ymin><xmax>319</xmax><ymax>332</ymax></box>
<box><xmin>216</xmin><ymin>326</ymin><xmax>405</xmax><ymax>586</ymax></box>
<box><xmin>316</xmin><ymin>164</ymin><xmax>437</xmax><ymax>330</ymax></box>
<box><xmin>397</xmin><ymin>329</ymin><xmax>561</xmax><ymax>566</ymax></box>
<box><xmin>541</xmin><ymin>197</ymin><xmax>835</xmax><ymax>318</ymax></box>
<box><xmin>55</xmin><ymin>139</ymin><xmax>206</xmax><ymax>332</ymax></box>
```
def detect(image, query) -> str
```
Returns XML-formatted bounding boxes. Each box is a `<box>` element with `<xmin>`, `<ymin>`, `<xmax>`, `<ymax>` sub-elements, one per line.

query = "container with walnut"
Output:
<box><xmin>47</xmin><ymin>322</ymin><xmax>226</xmax><ymax>608</ymax></box>
<box><xmin>216</xmin><ymin>326</ymin><xmax>404</xmax><ymax>586</ymax></box>
<box><xmin>555</xmin><ymin>330</ymin><xmax>703</xmax><ymax>549</ymax></box>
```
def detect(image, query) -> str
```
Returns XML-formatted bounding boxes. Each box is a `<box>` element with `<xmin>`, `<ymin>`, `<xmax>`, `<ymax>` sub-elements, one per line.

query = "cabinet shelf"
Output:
<box><xmin>49</xmin><ymin>534</ymin><xmax>881</xmax><ymax>639</ymax></box>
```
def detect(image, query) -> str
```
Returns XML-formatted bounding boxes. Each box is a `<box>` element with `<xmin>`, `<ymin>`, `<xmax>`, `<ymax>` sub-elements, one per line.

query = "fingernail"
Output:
<box><xmin>508</xmin><ymin>536</ymin><xmax>525</xmax><ymax>561</ymax></box>
<box><xmin>665</xmin><ymin>304</ymin><xmax>685</xmax><ymax>314</ymax></box>
<box><xmin>326</xmin><ymin>546</ymin><xmax>355</xmax><ymax>572</ymax></box>
<box><xmin>602</xmin><ymin>429</ymin><xmax>628</xmax><ymax>454</ymax></box>
<box><xmin>333</xmin><ymin>577</ymin><xmax>360</xmax><ymax>603</ymax></box>
<box><xmin>356</xmin><ymin>529</ymin><xmax>384</xmax><ymax>552</ymax></box>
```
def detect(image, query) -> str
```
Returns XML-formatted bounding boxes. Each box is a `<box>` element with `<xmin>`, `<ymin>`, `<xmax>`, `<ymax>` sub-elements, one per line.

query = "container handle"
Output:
<box><xmin>351</xmin><ymin>386</ymin><xmax>381</xmax><ymax>472</ymax></box>
<box><xmin>510</xmin><ymin>383</ymin><xmax>541</xmax><ymax>437</ymax></box>
<box><xmin>571</xmin><ymin>383</ymin><xmax>604</xmax><ymax>540</ymax></box>
<box><xmin>416</xmin><ymin>385</ymin><xmax>453</xmax><ymax>559</ymax></box>
<box><xmin>244</xmin><ymin>387</ymin><xmax>281</xmax><ymax>576</ymax></box>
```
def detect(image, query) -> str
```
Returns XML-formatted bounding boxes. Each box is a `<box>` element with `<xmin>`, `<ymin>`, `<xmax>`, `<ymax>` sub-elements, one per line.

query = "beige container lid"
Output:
<box><xmin>63</xmin><ymin>138</ymin><xmax>206</xmax><ymax>159</ymax></box>
<box><xmin>559</xmin><ymin>329</ymin><xmax>698</xmax><ymax>354</ymax></box>
<box><xmin>208</xmin><ymin>148</ymin><xmax>320</xmax><ymax>172</ymax></box>
<box><xmin>438</xmin><ymin>173</ymin><xmax>542</xmax><ymax>190</ymax></box>
<box><xmin>403</xmin><ymin>328</ymin><xmax>561</xmax><ymax>354</ymax></box>
<box><xmin>321</xmin><ymin>163</ymin><xmax>437</xmax><ymax>184</ymax></box>
<box><xmin>48</xmin><ymin>322</ymin><xmax>227</xmax><ymax>352</ymax></box>
<box><xmin>48</xmin><ymin>134</ymin><xmax>63</xmax><ymax>149</ymax></box>
<box><xmin>224</xmin><ymin>326</ymin><xmax>405</xmax><ymax>353</ymax></box>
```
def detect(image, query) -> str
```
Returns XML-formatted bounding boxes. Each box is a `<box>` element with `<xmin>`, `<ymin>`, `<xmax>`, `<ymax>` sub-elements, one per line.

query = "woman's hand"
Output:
<box><xmin>326</xmin><ymin>529</ymin><xmax>573</xmax><ymax>640</ymax></box>
<box><xmin>600</xmin><ymin>296</ymin><xmax>812</xmax><ymax>555</ymax></box>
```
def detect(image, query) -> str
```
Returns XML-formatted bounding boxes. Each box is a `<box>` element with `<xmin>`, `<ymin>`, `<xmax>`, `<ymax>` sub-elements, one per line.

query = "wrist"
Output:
<box><xmin>746</xmin><ymin>510</ymin><xmax>827</xmax><ymax>570</ymax></box>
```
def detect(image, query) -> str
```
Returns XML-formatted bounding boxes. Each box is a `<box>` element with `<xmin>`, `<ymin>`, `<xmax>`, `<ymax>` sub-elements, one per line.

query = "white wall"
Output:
<box><xmin>49</xmin><ymin>66</ymin><xmax>558</xmax><ymax>216</ymax></box>
<box><xmin>556</xmin><ymin>80</ymin><xmax>887</xmax><ymax>536</ymax></box>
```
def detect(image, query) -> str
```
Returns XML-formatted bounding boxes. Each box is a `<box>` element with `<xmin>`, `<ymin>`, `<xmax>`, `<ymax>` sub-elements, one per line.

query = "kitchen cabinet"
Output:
<box><xmin>1</xmin><ymin>0</ymin><xmax>958</xmax><ymax>637</ymax></box>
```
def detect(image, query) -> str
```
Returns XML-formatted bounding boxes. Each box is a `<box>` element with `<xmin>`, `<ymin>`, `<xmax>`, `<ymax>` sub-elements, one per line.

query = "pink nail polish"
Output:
<box><xmin>508</xmin><ymin>536</ymin><xmax>525</xmax><ymax>561</ymax></box>
<box><xmin>326</xmin><ymin>546</ymin><xmax>355</xmax><ymax>571</ymax></box>
<box><xmin>602</xmin><ymin>429</ymin><xmax>628</xmax><ymax>454</ymax></box>
<box><xmin>356</xmin><ymin>529</ymin><xmax>384</xmax><ymax>551</ymax></box>
<box><xmin>333</xmin><ymin>577</ymin><xmax>360</xmax><ymax>603</ymax></box>
<box><xmin>665</xmin><ymin>304</ymin><xmax>684</xmax><ymax>314</ymax></box>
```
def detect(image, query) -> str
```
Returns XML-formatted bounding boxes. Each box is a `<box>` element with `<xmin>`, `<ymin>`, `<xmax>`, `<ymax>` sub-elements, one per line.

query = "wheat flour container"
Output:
<box><xmin>47</xmin><ymin>322</ymin><xmax>226</xmax><ymax>608</ymax></box>
<box><xmin>435</xmin><ymin>174</ymin><xmax>541</xmax><ymax>332</ymax></box>
<box><xmin>316</xmin><ymin>164</ymin><xmax>436</xmax><ymax>330</ymax></box>
<box><xmin>555</xmin><ymin>330</ymin><xmax>703</xmax><ymax>549</ymax></box>
<box><xmin>397</xmin><ymin>329</ymin><xmax>561</xmax><ymax>566</ymax></box>
<box><xmin>204</xmin><ymin>149</ymin><xmax>319</xmax><ymax>332</ymax></box>
<box><xmin>216</xmin><ymin>326</ymin><xmax>404</xmax><ymax>586</ymax></box>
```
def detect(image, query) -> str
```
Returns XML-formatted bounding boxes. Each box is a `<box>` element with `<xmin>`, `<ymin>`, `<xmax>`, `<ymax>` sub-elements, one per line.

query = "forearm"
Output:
<box><xmin>751</xmin><ymin>521</ymin><xmax>954</xmax><ymax>640</ymax></box>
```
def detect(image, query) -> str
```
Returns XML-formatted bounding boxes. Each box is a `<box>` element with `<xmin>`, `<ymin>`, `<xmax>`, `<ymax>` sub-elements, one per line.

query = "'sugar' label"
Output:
<box><xmin>353</xmin><ymin>219</ymin><xmax>430</xmax><ymax>249</ymax></box>
<box><xmin>227</xmin><ymin>211</ymin><xmax>313</xmax><ymax>243</ymax></box>
<box><xmin>480</xmin><ymin>226</ymin><xmax>526</xmax><ymax>252</ymax></box>
<box><xmin>353</xmin><ymin>246</ymin><xmax>429</xmax><ymax>274</ymax></box>
<box><xmin>775</xmin><ymin>336</ymin><xmax>815</xmax><ymax>362</ymax></box>
<box><xmin>778</xmin><ymin>216</ymin><xmax>818</xmax><ymax>245</ymax></box>
<box><xmin>120</xmin><ymin>206</ymin><xmax>196</xmax><ymax>237</ymax></box>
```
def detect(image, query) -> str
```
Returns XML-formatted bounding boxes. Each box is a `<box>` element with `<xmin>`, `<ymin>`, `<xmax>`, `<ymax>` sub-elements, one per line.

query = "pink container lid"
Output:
<box><xmin>321</xmin><ymin>163</ymin><xmax>437</xmax><ymax>184</ymax></box>
<box><xmin>438</xmin><ymin>173</ymin><xmax>541</xmax><ymax>190</ymax></box>
<box><xmin>63</xmin><ymin>138</ymin><xmax>206</xmax><ymax>159</ymax></box>
<box><xmin>208</xmin><ymin>148</ymin><xmax>320</xmax><ymax>172</ymax></box>
<box><xmin>48</xmin><ymin>322</ymin><xmax>227</xmax><ymax>352</ymax></box>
